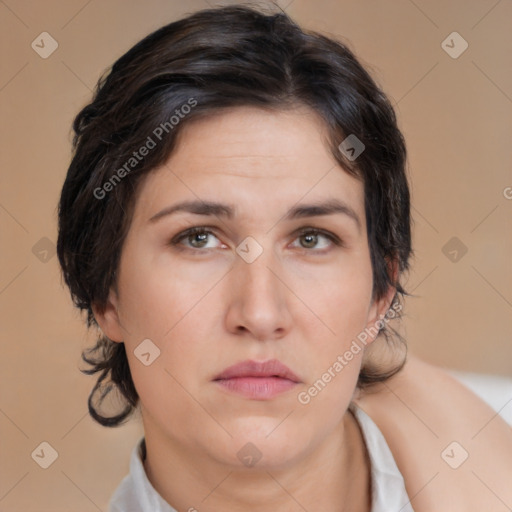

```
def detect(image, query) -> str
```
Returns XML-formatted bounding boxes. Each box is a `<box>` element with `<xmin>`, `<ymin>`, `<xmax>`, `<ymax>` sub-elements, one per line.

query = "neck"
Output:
<box><xmin>142</xmin><ymin>408</ymin><xmax>371</xmax><ymax>512</ymax></box>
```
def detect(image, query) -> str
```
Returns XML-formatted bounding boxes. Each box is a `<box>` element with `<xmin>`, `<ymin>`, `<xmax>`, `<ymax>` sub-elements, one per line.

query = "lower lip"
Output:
<box><xmin>214</xmin><ymin>377</ymin><xmax>298</xmax><ymax>399</ymax></box>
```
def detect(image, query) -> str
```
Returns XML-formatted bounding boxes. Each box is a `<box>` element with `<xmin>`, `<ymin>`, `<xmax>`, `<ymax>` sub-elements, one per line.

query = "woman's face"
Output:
<box><xmin>97</xmin><ymin>105</ymin><xmax>392</xmax><ymax>469</ymax></box>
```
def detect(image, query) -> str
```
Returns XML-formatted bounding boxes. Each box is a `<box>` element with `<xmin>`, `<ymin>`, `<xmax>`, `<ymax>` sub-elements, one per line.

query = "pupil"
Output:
<box><xmin>192</xmin><ymin>232</ymin><xmax>208</xmax><ymax>247</ymax></box>
<box><xmin>302</xmin><ymin>234</ymin><xmax>317</xmax><ymax>248</ymax></box>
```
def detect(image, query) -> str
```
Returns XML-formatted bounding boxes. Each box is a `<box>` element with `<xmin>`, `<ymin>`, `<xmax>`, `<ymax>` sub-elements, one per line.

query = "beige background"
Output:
<box><xmin>1</xmin><ymin>0</ymin><xmax>511</xmax><ymax>510</ymax></box>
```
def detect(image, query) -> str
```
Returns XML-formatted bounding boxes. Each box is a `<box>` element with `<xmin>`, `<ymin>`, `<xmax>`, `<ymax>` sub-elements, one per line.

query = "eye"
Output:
<box><xmin>290</xmin><ymin>228</ymin><xmax>341</xmax><ymax>251</ymax></box>
<box><xmin>171</xmin><ymin>227</ymin><xmax>223</xmax><ymax>250</ymax></box>
<box><xmin>170</xmin><ymin>226</ymin><xmax>342</xmax><ymax>252</ymax></box>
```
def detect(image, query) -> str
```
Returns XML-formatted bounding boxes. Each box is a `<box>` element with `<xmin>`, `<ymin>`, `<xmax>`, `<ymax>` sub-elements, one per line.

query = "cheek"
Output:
<box><xmin>293</xmin><ymin>266</ymin><xmax>372</xmax><ymax>417</ymax></box>
<box><xmin>116</xmin><ymin>252</ymin><xmax>223</xmax><ymax>398</ymax></box>
<box><xmin>117</xmin><ymin>246</ymin><xmax>223</xmax><ymax>341</ymax></box>
<box><xmin>296</xmin><ymin>257</ymin><xmax>374</xmax><ymax>334</ymax></box>
<box><xmin>291</xmin><ymin>262</ymin><xmax>374</xmax><ymax>394</ymax></box>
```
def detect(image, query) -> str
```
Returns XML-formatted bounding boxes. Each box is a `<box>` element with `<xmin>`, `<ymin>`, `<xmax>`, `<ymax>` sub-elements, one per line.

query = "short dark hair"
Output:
<box><xmin>57</xmin><ymin>4</ymin><xmax>412</xmax><ymax>427</ymax></box>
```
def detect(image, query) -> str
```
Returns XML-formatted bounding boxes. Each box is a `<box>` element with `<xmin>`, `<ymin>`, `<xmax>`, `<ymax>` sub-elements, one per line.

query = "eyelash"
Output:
<box><xmin>170</xmin><ymin>226</ymin><xmax>343</xmax><ymax>253</ymax></box>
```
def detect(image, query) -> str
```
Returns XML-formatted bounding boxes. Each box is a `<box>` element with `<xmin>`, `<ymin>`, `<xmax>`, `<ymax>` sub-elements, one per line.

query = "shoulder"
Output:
<box><xmin>354</xmin><ymin>355</ymin><xmax>512</xmax><ymax>511</ymax></box>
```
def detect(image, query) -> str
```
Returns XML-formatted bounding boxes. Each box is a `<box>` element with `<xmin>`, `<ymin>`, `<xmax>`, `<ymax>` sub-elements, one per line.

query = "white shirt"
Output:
<box><xmin>109</xmin><ymin>404</ymin><xmax>414</xmax><ymax>511</ymax></box>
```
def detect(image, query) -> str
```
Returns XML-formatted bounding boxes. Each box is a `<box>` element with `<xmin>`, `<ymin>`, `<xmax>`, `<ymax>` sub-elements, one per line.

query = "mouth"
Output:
<box><xmin>213</xmin><ymin>359</ymin><xmax>301</xmax><ymax>400</ymax></box>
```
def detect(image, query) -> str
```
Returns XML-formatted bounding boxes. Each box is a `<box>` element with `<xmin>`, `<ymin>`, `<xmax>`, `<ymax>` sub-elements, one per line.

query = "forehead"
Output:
<box><xmin>170</xmin><ymin>105</ymin><xmax>341</xmax><ymax>177</ymax></box>
<box><xmin>132</xmin><ymin>106</ymin><xmax>364</xmax><ymax>224</ymax></box>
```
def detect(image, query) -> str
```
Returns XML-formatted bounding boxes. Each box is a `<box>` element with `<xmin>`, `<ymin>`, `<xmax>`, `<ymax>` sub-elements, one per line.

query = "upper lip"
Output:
<box><xmin>213</xmin><ymin>359</ymin><xmax>301</xmax><ymax>383</ymax></box>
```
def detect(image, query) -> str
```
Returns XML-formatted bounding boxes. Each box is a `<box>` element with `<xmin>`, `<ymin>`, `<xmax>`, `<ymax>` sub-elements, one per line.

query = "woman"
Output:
<box><xmin>56</xmin><ymin>5</ymin><xmax>512</xmax><ymax>511</ymax></box>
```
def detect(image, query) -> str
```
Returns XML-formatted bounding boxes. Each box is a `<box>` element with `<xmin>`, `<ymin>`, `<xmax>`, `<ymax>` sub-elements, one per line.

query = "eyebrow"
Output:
<box><xmin>148</xmin><ymin>198</ymin><xmax>362</xmax><ymax>232</ymax></box>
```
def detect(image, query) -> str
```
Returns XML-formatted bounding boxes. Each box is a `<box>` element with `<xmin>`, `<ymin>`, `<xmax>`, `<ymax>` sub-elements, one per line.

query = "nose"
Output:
<box><xmin>224</xmin><ymin>245</ymin><xmax>293</xmax><ymax>341</ymax></box>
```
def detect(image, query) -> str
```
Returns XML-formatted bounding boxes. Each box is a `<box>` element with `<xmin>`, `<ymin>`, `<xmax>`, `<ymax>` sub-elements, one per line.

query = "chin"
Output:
<box><xmin>211</xmin><ymin>421</ymin><xmax>313</xmax><ymax>470</ymax></box>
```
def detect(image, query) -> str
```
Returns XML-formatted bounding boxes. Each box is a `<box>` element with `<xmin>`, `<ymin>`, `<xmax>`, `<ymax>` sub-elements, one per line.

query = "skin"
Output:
<box><xmin>93</xmin><ymin>105</ymin><xmax>512</xmax><ymax>511</ymax></box>
<box><xmin>355</xmin><ymin>355</ymin><xmax>512</xmax><ymax>510</ymax></box>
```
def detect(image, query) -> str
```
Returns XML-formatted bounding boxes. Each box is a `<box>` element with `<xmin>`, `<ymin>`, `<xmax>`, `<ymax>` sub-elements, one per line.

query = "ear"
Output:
<box><xmin>365</xmin><ymin>258</ymin><xmax>399</xmax><ymax>343</ymax></box>
<box><xmin>91</xmin><ymin>288</ymin><xmax>124</xmax><ymax>342</ymax></box>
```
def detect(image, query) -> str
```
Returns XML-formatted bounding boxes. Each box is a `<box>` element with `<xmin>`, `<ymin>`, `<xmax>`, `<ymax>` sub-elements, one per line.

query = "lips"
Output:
<box><xmin>213</xmin><ymin>359</ymin><xmax>301</xmax><ymax>382</ymax></box>
<box><xmin>213</xmin><ymin>359</ymin><xmax>301</xmax><ymax>400</ymax></box>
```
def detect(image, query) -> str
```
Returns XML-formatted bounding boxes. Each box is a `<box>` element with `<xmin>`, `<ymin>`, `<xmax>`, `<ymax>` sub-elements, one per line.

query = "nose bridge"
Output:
<box><xmin>227</xmin><ymin>237</ymin><xmax>291</xmax><ymax>339</ymax></box>
<box><xmin>237</xmin><ymin>239</ymin><xmax>281</xmax><ymax>305</ymax></box>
